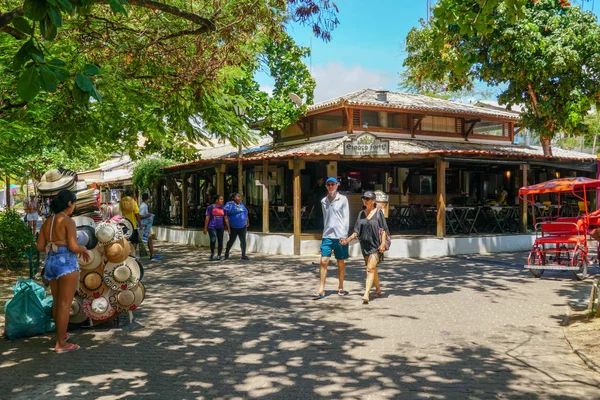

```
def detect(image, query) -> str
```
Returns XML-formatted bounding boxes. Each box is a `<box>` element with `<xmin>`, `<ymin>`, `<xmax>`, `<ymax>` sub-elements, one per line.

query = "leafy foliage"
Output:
<box><xmin>403</xmin><ymin>0</ymin><xmax>600</xmax><ymax>155</ymax></box>
<box><xmin>0</xmin><ymin>208</ymin><xmax>35</xmax><ymax>267</ymax></box>
<box><xmin>132</xmin><ymin>158</ymin><xmax>173</xmax><ymax>193</ymax></box>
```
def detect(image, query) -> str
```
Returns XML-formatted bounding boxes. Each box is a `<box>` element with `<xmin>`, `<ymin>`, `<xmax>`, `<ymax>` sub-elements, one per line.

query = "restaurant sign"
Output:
<box><xmin>343</xmin><ymin>133</ymin><xmax>390</xmax><ymax>157</ymax></box>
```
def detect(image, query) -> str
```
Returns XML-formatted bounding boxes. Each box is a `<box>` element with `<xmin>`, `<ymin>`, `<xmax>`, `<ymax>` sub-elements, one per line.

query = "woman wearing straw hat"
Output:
<box><xmin>37</xmin><ymin>190</ymin><xmax>90</xmax><ymax>353</ymax></box>
<box><xmin>340</xmin><ymin>191</ymin><xmax>387</xmax><ymax>304</ymax></box>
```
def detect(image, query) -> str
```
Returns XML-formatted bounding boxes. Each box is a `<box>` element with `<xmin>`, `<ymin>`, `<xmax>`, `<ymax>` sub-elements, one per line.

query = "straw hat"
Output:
<box><xmin>72</xmin><ymin>216</ymin><xmax>95</xmax><ymax>229</ymax></box>
<box><xmin>112</xmin><ymin>282</ymin><xmax>145</xmax><ymax>313</ymax></box>
<box><xmin>37</xmin><ymin>169</ymin><xmax>75</xmax><ymax>192</ymax></box>
<box><xmin>82</xmin><ymin>293</ymin><xmax>115</xmax><ymax>321</ymax></box>
<box><xmin>78</xmin><ymin>247</ymin><xmax>102</xmax><ymax>270</ymax></box>
<box><xmin>37</xmin><ymin>181</ymin><xmax>76</xmax><ymax>197</ymax></box>
<box><xmin>69</xmin><ymin>295</ymin><xmax>89</xmax><ymax>324</ymax></box>
<box><xmin>79</xmin><ymin>264</ymin><xmax>108</xmax><ymax>299</ymax></box>
<box><xmin>104</xmin><ymin>238</ymin><xmax>130</xmax><ymax>264</ymax></box>
<box><xmin>76</xmin><ymin>226</ymin><xmax>98</xmax><ymax>250</ymax></box>
<box><xmin>74</xmin><ymin>181</ymin><xmax>88</xmax><ymax>193</ymax></box>
<box><xmin>95</xmin><ymin>221</ymin><xmax>123</xmax><ymax>246</ymax></box>
<box><xmin>117</xmin><ymin>218</ymin><xmax>134</xmax><ymax>240</ymax></box>
<box><xmin>104</xmin><ymin>257</ymin><xmax>141</xmax><ymax>291</ymax></box>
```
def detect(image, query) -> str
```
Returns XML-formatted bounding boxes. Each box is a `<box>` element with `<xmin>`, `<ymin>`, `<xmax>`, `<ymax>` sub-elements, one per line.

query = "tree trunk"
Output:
<box><xmin>540</xmin><ymin>137</ymin><xmax>553</xmax><ymax>156</ymax></box>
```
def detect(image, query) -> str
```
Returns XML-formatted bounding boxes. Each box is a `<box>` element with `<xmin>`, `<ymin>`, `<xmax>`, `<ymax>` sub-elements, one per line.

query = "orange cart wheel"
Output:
<box><xmin>572</xmin><ymin>249</ymin><xmax>588</xmax><ymax>281</ymax></box>
<box><xmin>527</xmin><ymin>248</ymin><xmax>545</xmax><ymax>278</ymax></box>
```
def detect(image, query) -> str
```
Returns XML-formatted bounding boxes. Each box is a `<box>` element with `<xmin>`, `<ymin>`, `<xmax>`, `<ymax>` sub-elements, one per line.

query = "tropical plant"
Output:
<box><xmin>403</xmin><ymin>0</ymin><xmax>600</xmax><ymax>156</ymax></box>
<box><xmin>132</xmin><ymin>158</ymin><xmax>173</xmax><ymax>193</ymax></box>
<box><xmin>0</xmin><ymin>208</ymin><xmax>35</xmax><ymax>267</ymax></box>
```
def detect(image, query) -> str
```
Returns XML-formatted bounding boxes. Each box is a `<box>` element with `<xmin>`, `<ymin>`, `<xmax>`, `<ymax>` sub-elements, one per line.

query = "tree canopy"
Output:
<box><xmin>0</xmin><ymin>0</ymin><xmax>334</xmax><ymax>177</ymax></box>
<box><xmin>403</xmin><ymin>0</ymin><xmax>600</xmax><ymax>155</ymax></box>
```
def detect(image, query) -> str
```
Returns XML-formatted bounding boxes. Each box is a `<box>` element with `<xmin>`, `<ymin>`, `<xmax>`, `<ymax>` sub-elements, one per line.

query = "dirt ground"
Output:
<box><xmin>565</xmin><ymin>310</ymin><xmax>600</xmax><ymax>372</ymax></box>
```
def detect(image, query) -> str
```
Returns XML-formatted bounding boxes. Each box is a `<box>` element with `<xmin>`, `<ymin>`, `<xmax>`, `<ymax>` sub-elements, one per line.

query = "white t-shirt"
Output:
<box><xmin>321</xmin><ymin>193</ymin><xmax>349</xmax><ymax>239</ymax></box>
<box><xmin>139</xmin><ymin>202</ymin><xmax>149</xmax><ymax>217</ymax></box>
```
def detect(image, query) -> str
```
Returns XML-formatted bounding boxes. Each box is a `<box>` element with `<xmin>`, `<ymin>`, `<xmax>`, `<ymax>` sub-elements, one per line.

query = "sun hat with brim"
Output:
<box><xmin>76</xmin><ymin>225</ymin><xmax>98</xmax><ymax>250</ymax></box>
<box><xmin>38</xmin><ymin>181</ymin><xmax>76</xmax><ymax>196</ymax></box>
<box><xmin>117</xmin><ymin>218</ymin><xmax>134</xmax><ymax>239</ymax></box>
<box><xmin>104</xmin><ymin>238</ymin><xmax>130</xmax><ymax>264</ymax></box>
<box><xmin>111</xmin><ymin>282</ymin><xmax>145</xmax><ymax>313</ymax></box>
<box><xmin>83</xmin><ymin>293</ymin><xmax>115</xmax><ymax>321</ymax></box>
<box><xmin>95</xmin><ymin>221</ymin><xmax>123</xmax><ymax>246</ymax></box>
<box><xmin>69</xmin><ymin>295</ymin><xmax>89</xmax><ymax>324</ymax></box>
<box><xmin>73</xmin><ymin>216</ymin><xmax>95</xmax><ymax>229</ymax></box>
<box><xmin>78</xmin><ymin>247</ymin><xmax>102</xmax><ymax>270</ymax></box>
<box><xmin>79</xmin><ymin>264</ymin><xmax>109</xmax><ymax>299</ymax></box>
<box><xmin>37</xmin><ymin>169</ymin><xmax>75</xmax><ymax>192</ymax></box>
<box><xmin>74</xmin><ymin>181</ymin><xmax>88</xmax><ymax>193</ymax></box>
<box><xmin>104</xmin><ymin>257</ymin><xmax>141</xmax><ymax>291</ymax></box>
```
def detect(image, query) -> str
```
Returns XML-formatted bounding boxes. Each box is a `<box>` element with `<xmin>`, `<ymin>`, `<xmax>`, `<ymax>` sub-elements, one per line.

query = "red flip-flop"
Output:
<box><xmin>55</xmin><ymin>343</ymin><xmax>80</xmax><ymax>353</ymax></box>
<box><xmin>65</xmin><ymin>333</ymin><xmax>70</xmax><ymax>341</ymax></box>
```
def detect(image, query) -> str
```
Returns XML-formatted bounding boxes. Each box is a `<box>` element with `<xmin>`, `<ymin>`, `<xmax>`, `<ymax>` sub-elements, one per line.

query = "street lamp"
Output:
<box><xmin>233</xmin><ymin>104</ymin><xmax>245</xmax><ymax>197</ymax></box>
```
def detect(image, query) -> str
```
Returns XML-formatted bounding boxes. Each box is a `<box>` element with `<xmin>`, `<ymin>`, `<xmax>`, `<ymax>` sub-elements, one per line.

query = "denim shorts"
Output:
<box><xmin>320</xmin><ymin>238</ymin><xmax>349</xmax><ymax>260</ymax></box>
<box><xmin>44</xmin><ymin>247</ymin><xmax>79</xmax><ymax>281</ymax></box>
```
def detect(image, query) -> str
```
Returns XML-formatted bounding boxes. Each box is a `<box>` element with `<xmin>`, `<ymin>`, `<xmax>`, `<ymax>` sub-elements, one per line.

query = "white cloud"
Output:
<box><xmin>259</xmin><ymin>84</ymin><xmax>273</xmax><ymax>96</ymax></box>
<box><xmin>311</xmin><ymin>63</ymin><xmax>397</xmax><ymax>103</ymax></box>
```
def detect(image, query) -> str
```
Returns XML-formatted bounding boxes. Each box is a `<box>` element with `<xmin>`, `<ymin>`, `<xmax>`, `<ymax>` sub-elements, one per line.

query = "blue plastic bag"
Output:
<box><xmin>4</xmin><ymin>279</ymin><xmax>48</xmax><ymax>340</ymax></box>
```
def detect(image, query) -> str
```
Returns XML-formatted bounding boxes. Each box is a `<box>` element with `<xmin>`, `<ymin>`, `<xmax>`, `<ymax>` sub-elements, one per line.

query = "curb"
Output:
<box><xmin>563</xmin><ymin>306</ymin><xmax>600</xmax><ymax>375</ymax></box>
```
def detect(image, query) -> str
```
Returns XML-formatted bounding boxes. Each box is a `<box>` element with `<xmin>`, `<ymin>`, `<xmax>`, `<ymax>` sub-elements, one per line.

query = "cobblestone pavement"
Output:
<box><xmin>1</xmin><ymin>243</ymin><xmax>600</xmax><ymax>399</ymax></box>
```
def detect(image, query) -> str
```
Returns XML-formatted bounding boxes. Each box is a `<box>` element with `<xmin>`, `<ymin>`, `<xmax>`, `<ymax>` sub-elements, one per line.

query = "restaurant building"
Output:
<box><xmin>157</xmin><ymin>89</ymin><xmax>597</xmax><ymax>257</ymax></box>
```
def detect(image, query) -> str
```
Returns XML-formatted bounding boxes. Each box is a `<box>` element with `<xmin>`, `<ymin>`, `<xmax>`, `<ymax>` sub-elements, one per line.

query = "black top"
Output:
<box><xmin>353</xmin><ymin>209</ymin><xmax>388</xmax><ymax>257</ymax></box>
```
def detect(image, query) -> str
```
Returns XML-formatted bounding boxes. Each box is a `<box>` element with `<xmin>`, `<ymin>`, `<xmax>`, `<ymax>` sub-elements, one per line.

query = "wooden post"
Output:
<box><xmin>436</xmin><ymin>158</ymin><xmax>447</xmax><ymax>238</ymax></box>
<box><xmin>290</xmin><ymin>158</ymin><xmax>305</xmax><ymax>255</ymax></box>
<box><xmin>5</xmin><ymin>177</ymin><xmax>9</xmax><ymax>209</ymax></box>
<box><xmin>520</xmin><ymin>164</ymin><xmax>529</xmax><ymax>233</ymax></box>
<box><xmin>216</xmin><ymin>164</ymin><xmax>225</xmax><ymax>199</ymax></box>
<box><xmin>182</xmin><ymin>173</ymin><xmax>188</xmax><ymax>228</ymax></box>
<box><xmin>262</xmin><ymin>160</ymin><xmax>270</xmax><ymax>233</ymax></box>
<box><xmin>238</xmin><ymin>141</ymin><xmax>243</xmax><ymax>196</ymax></box>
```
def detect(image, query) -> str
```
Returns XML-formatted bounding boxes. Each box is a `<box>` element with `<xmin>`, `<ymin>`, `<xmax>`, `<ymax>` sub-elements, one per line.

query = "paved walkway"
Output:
<box><xmin>1</xmin><ymin>244</ymin><xmax>600</xmax><ymax>399</ymax></box>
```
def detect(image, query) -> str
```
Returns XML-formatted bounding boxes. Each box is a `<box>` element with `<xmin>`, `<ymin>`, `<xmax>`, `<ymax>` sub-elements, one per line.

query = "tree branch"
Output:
<box><xmin>0</xmin><ymin>25</ymin><xmax>26</xmax><ymax>39</ymax></box>
<box><xmin>0</xmin><ymin>7</ymin><xmax>24</xmax><ymax>30</ymax></box>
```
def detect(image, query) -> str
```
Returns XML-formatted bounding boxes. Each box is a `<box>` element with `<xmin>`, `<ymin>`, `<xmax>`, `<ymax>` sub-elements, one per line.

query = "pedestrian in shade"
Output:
<box><xmin>313</xmin><ymin>177</ymin><xmax>349</xmax><ymax>300</ymax></box>
<box><xmin>224</xmin><ymin>192</ymin><xmax>250</xmax><ymax>260</ymax></box>
<box><xmin>340</xmin><ymin>191</ymin><xmax>387</xmax><ymax>304</ymax></box>
<box><xmin>203</xmin><ymin>194</ymin><xmax>229</xmax><ymax>261</ymax></box>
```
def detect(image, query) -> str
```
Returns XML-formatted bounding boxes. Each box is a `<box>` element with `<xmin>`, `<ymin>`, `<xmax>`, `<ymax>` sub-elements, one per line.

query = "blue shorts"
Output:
<box><xmin>320</xmin><ymin>238</ymin><xmax>349</xmax><ymax>260</ymax></box>
<box><xmin>44</xmin><ymin>247</ymin><xmax>79</xmax><ymax>281</ymax></box>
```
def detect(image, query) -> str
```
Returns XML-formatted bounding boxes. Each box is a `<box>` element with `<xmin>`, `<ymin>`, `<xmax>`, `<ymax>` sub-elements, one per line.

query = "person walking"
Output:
<box><xmin>224</xmin><ymin>193</ymin><xmax>250</xmax><ymax>260</ymax></box>
<box><xmin>120</xmin><ymin>189</ymin><xmax>142</xmax><ymax>255</ymax></box>
<box><xmin>340</xmin><ymin>191</ymin><xmax>388</xmax><ymax>304</ymax></box>
<box><xmin>313</xmin><ymin>177</ymin><xmax>349</xmax><ymax>300</ymax></box>
<box><xmin>203</xmin><ymin>194</ymin><xmax>229</xmax><ymax>261</ymax></box>
<box><xmin>36</xmin><ymin>189</ymin><xmax>90</xmax><ymax>353</ymax></box>
<box><xmin>24</xmin><ymin>193</ymin><xmax>39</xmax><ymax>235</ymax></box>
<box><xmin>139</xmin><ymin>193</ymin><xmax>160</xmax><ymax>260</ymax></box>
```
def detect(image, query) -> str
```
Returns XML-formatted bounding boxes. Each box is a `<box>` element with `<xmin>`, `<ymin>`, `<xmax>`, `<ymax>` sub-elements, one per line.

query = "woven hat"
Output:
<box><xmin>76</xmin><ymin>226</ymin><xmax>98</xmax><ymax>250</ymax></box>
<box><xmin>95</xmin><ymin>221</ymin><xmax>123</xmax><ymax>246</ymax></box>
<box><xmin>38</xmin><ymin>181</ymin><xmax>76</xmax><ymax>197</ymax></box>
<box><xmin>69</xmin><ymin>295</ymin><xmax>89</xmax><ymax>324</ymax></box>
<box><xmin>72</xmin><ymin>216</ymin><xmax>95</xmax><ymax>229</ymax></box>
<box><xmin>79</xmin><ymin>264</ymin><xmax>108</xmax><ymax>299</ymax></box>
<box><xmin>104</xmin><ymin>257</ymin><xmax>141</xmax><ymax>291</ymax></box>
<box><xmin>83</xmin><ymin>293</ymin><xmax>115</xmax><ymax>321</ymax></box>
<box><xmin>112</xmin><ymin>282</ymin><xmax>145</xmax><ymax>313</ymax></box>
<box><xmin>78</xmin><ymin>247</ymin><xmax>102</xmax><ymax>270</ymax></box>
<box><xmin>105</xmin><ymin>238</ymin><xmax>130</xmax><ymax>264</ymax></box>
<box><xmin>37</xmin><ymin>169</ymin><xmax>75</xmax><ymax>192</ymax></box>
<box><xmin>118</xmin><ymin>218</ymin><xmax>134</xmax><ymax>240</ymax></box>
<box><xmin>74</xmin><ymin>181</ymin><xmax>88</xmax><ymax>193</ymax></box>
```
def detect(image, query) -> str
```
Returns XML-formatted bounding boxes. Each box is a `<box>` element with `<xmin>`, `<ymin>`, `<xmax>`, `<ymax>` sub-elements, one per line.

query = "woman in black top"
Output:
<box><xmin>341</xmin><ymin>191</ymin><xmax>388</xmax><ymax>304</ymax></box>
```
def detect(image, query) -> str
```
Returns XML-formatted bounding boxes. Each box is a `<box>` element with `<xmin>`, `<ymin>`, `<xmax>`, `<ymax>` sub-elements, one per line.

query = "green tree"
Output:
<box><xmin>403</xmin><ymin>0</ymin><xmax>600</xmax><ymax>155</ymax></box>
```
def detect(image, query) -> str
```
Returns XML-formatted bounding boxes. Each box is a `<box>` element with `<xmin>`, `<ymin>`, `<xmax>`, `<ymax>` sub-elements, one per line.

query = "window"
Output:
<box><xmin>420</xmin><ymin>116</ymin><xmax>457</xmax><ymax>133</ymax></box>
<box><xmin>312</xmin><ymin>111</ymin><xmax>343</xmax><ymax>134</ymax></box>
<box><xmin>359</xmin><ymin>111</ymin><xmax>410</xmax><ymax>129</ymax></box>
<box><xmin>473</xmin><ymin>121</ymin><xmax>506</xmax><ymax>137</ymax></box>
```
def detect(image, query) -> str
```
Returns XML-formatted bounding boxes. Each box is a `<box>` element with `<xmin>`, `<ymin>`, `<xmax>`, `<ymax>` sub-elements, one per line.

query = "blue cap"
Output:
<box><xmin>325</xmin><ymin>177</ymin><xmax>338</xmax><ymax>184</ymax></box>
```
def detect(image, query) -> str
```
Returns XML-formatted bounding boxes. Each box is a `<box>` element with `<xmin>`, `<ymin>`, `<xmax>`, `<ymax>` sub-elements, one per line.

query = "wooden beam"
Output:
<box><xmin>463</xmin><ymin>119</ymin><xmax>480</xmax><ymax>140</ymax></box>
<box><xmin>345</xmin><ymin>107</ymin><xmax>353</xmax><ymax>134</ymax></box>
<box><xmin>293</xmin><ymin>158</ymin><xmax>302</xmax><ymax>255</ymax></box>
<box><xmin>262</xmin><ymin>160</ymin><xmax>270</xmax><ymax>233</ymax></box>
<box><xmin>182</xmin><ymin>173</ymin><xmax>188</xmax><ymax>228</ymax></box>
<box><xmin>288</xmin><ymin>159</ymin><xmax>306</xmax><ymax>170</ymax></box>
<box><xmin>436</xmin><ymin>158</ymin><xmax>447</xmax><ymax>238</ymax></box>
<box><xmin>216</xmin><ymin>164</ymin><xmax>225</xmax><ymax>198</ymax></box>
<box><xmin>520</xmin><ymin>164</ymin><xmax>529</xmax><ymax>233</ymax></box>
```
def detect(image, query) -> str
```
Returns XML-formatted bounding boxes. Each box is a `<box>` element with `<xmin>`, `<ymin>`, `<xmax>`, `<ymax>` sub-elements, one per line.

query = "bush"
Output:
<box><xmin>132</xmin><ymin>158</ymin><xmax>173</xmax><ymax>193</ymax></box>
<box><xmin>0</xmin><ymin>209</ymin><xmax>35</xmax><ymax>267</ymax></box>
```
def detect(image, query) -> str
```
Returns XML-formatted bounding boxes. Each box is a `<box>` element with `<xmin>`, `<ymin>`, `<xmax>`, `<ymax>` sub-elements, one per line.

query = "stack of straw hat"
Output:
<box><xmin>37</xmin><ymin>169</ymin><xmax>76</xmax><ymax>196</ymax></box>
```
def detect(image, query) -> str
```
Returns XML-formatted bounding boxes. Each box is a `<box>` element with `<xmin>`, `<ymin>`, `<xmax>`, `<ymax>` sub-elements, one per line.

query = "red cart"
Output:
<box><xmin>519</xmin><ymin>177</ymin><xmax>600</xmax><ymax>280</ymax></box>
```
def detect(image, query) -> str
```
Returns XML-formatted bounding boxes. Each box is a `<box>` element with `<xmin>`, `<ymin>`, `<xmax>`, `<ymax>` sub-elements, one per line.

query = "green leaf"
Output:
<box><xmin>109</xmin><ymin>0</ymin><xmax>128</xmax><ymax>17</ymax></box>
<box><xmin>12</xmin><ymin>17</ymin><xmax>33</xmax><ymax>35</ymax></box>
<box><xmin>82</xmin><ymin>64</ymin><xmax>100</xmax><ymax>76</ymax></box>
<box><xmin>23</xmin><ymin>0</ymin><xmax>48</xmax><ymax>21</ymax></box>
<box><xmin>89</xmin><ymin>85</ymin><xmax>102</xmax><ymax>103</ymax></box>
<box><xmin>72</xmin><ymin>84</ymin><xmax>89</xmax><ymax>104</ymax></box>
<box><xmin>39</xmin><ymin>66</ymin><xmax>59</xmax><ymax>92</ymax></box>
<box><xmin>16</xmin><ymin>65</ymin><xmax>41</xmax><ymax>101</ymax></box>
<box><xmin>48</xmin><ymin>59</ymin><xmax>66</xmax><ymax>67</ymax></box>
<box><xmin>48</xmin><ymin>65</ymin><xmax>70</xmax><ymax>81</ymax></box>
<box><xmin>75</xmin><ymin>72</ymin><xmax>94</xmax><ymax>92</ymax></box>
<box><xmin>13</xmin><ymin>41</ymin><xmax>31</xmax><ymax>70</ymax></box>
<box><xmin>39</xmin><ymin>17</ymin><xmax>57</xmax><ymax>41</ymax></box>
<box><xmin>46</xmin><ymin>3</ymin><xmax>63</xmax><ymax>28</ymax></box>
<box><xmin>46</xmin><ymin>0</ymin><xmax>57</xmax><ymax>6</ymax></box>
<box><xmin>56</xmin><ymin>0</ymin><xmax>73</xmax><ymax>11</ymax></box>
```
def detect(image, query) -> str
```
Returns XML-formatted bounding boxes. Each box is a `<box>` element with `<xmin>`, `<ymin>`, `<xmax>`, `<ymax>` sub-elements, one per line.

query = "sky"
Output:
<box><xmin>257</xmin><ymin>0</ymin><xmax>599</xmax><ymax>104</ymax></box>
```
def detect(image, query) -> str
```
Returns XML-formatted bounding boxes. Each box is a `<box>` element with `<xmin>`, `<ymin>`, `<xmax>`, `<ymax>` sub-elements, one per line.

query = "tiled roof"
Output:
<box><xmin>307</xmin><ymin>88</ymin><xmax>520</xmax><ymax>120</ymax></box>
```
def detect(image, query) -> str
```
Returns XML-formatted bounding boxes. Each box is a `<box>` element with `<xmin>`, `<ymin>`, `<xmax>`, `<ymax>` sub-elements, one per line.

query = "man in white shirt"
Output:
<box><xmin>313</xmin><ymin>177</ymin><xmax>349</xmax><ymax>299</ymax></box>
<box><xmin>139</xmin><ymin>193</ymin><xmax>160</xmax><ymax>260</ymax></box>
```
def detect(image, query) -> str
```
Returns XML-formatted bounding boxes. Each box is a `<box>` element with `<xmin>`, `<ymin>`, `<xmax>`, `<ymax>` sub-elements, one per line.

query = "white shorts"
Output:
<box><xmin>27</xmin><ymin>213</ymin><xmax>38</xmax><ymax>221</ymax></box>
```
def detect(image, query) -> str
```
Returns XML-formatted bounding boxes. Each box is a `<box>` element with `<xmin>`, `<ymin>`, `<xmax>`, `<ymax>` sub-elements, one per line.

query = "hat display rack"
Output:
<box><xmin>38</xmin><ymin>168</ymin><xmax>146</xmax><ymax>327</ymax></box>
